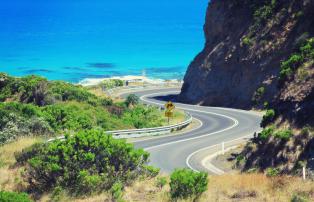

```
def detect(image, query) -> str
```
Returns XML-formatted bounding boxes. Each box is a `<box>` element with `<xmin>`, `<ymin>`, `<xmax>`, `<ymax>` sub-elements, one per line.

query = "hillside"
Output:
<box><xmin>0</xmin><ymin>73</ymin><xmax>166</xmax><ymax>144</ymax></box>
<box><xmin>179</xmin><ymin>0</ymin><xmax>313</xmax><ymax>115</ymax></box>
<box><xmin>179</xmin><ymin>0</ymin><xmax>314</xmax><ymax>175</ymax></box>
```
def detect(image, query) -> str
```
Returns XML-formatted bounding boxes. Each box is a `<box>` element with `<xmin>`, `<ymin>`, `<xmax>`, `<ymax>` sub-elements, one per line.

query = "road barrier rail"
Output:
<box><xmin>48</xmin><ymin>112</ymin><xmax>192</xmax><ymax>142</ymax></box>
<box><xmin>109</xmin><ymin>112</ymin><xmax>192</xmax><ymax>139</ymax></box>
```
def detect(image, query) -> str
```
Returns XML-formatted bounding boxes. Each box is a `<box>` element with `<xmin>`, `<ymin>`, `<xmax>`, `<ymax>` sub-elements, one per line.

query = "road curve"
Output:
<box><xmin>122</xmin><ymin>88</ymin><xmax>262</xmax><ymax>174</ymax></box>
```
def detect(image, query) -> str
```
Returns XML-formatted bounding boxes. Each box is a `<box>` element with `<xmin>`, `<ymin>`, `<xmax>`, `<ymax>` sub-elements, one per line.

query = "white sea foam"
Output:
<box><xmin>78</xmin><ymin>75</ymin><xmax>182</xmax><ymax>86</ymax></box>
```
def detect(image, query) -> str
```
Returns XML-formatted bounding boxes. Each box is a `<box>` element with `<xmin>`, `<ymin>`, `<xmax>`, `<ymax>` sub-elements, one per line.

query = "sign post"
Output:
<box><xmin>164</xmin><ymin>101</ymin><xmax>175</xmax><ymax>125</ymax></box>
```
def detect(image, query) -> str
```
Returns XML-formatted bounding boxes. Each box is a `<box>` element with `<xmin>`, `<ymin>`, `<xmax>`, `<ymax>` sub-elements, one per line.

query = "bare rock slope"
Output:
<box><xmin>179</xmin><ymin>0</ymin><xmax>314</xmax><ymax>127</ymax></box>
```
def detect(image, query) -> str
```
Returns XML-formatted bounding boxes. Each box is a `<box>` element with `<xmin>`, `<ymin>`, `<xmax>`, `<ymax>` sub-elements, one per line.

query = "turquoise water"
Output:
<box><xmin>0</xmin><ymin>0</ymin><xmax>208</xmax><ymax>83</ymax></box>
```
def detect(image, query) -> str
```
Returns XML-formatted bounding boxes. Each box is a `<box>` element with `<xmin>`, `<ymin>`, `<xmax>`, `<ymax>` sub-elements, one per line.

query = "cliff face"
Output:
<box><xmin>180</xmin><ymin>0</ymin><xmax>314</xmax><ymax>126</ymax></box>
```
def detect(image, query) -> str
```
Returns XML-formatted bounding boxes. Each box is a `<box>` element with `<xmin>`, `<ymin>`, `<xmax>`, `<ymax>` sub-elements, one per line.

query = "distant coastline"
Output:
<box><xmin>78</xmin><ymin>75</ymin><xmax>182</xmax><ymax>86</ymax></box>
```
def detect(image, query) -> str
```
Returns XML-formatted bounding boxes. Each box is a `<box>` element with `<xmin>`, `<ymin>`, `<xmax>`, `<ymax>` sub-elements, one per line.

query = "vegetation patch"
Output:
<box><xmin>169</xmin><ymin>168</ymin><xmax>208</xmax><ymax>200</ymax></box>
<box><xmin>0</xmin><ymin>74</ymin><xmax>165</xmax><ymax>144</ymax></box>
<box><xmin>274</xmin><ymin>129</ymin><xmax>293</xmax><ymax>140</ymax></box>
<box><xmin>280</xmin><ymin>38</ymin><xmax>314</xmax><ymax>80</ymax></box>
<box><xmin>265</xmin><ymin>167</ymin><xmax>280</xmax><ymax>177</ymax></box>
<box><xmin>252</xmin><ymin>86</ymin><xmax>265</xmax><ymax>104</ymax></box>
<box><xmin>261</xmin><ymin>109</ymin><xmax>275</xmax><ymax>127</ymax></box>
<box><xmin>17</xmin><ymin>130</ymin><xmax>155</xmax><ymax>196</ymax></box>
<box><xmin>101</xmin><ymin>79</ymin><xmax>124</xmax><ymax>90</ymax></box>
<box><xmin>258</xmin><ymin>126</ymin><xmax>275</xmax><ymax>140</ymax></box>
<box><xmin>0</xmin><ymin>191</ymin><xmax>33</xmax><ymax>202</ymax></box>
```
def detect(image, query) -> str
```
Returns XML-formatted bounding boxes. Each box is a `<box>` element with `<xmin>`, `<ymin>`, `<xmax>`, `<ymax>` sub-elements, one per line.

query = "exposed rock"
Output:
<box><xmin>179</xmin><ymin>0</ymin><xmax>314</xmax><ymax>123</ymax></box>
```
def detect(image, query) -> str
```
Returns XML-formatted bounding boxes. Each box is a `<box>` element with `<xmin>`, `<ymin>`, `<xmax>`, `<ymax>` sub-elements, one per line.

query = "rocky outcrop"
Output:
<box><xmin>179</xmin><ymin>0</ymin><xmax>314</xmax><ymax>120</ymax></box>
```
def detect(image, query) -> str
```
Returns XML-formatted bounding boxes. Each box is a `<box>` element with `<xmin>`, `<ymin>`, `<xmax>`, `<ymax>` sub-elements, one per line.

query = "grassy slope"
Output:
<box><xmin>1</xmin><ymin>138</ymin><xmax>314</xmax><ymax>202</ymax></box>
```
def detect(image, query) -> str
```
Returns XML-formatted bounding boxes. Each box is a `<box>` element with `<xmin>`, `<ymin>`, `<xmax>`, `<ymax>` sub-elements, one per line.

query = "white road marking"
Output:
<box><xmin>139</xmin><ymin>92</ymin><xmax>239</xmax><ymax>151</ymax></box>
<box><xmin>137</xmin><ymin>90</ymin><xmax>262</xmax><ymax>174</ymax></box>
<box><xmin>186</xmin><ymin>134</ymin><xmax>255</xmax><ymax>173</ymax></box>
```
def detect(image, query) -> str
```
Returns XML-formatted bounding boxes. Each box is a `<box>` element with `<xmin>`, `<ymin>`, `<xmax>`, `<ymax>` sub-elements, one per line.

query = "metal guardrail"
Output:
<box><xmin>48</xmin><ymin>112</ymin><xmax>192</xmax><ymax>142</ymax></box>
<box><xmin>109</xmin><ymin>112</ymin><xmax>192</xmax><ymax>139</ymax></box>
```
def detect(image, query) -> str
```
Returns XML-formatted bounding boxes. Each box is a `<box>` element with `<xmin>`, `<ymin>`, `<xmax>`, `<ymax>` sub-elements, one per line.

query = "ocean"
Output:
<box><xmin>0</xmin><ymin>0</ymin><xmax>208</xmax><ymax>83</ymax></box>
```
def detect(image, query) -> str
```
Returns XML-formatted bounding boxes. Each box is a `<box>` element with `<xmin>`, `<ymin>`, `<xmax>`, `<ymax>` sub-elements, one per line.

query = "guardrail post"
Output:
<box><xmin>303</xmin><ymin>166</ymin><xmax>306</xmax><ymax>180</ymax></box>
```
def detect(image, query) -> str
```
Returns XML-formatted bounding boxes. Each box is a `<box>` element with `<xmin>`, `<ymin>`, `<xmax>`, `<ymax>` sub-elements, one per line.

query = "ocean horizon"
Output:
<box><xmin>0</xmin><ymin>0</ymin><xmax>208</xmax><ymax>83</ymax></box>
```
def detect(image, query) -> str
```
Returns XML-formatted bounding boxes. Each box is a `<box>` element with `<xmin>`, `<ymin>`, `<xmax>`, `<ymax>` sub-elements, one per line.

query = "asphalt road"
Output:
<box><xmin>123</xmin><ymin>88</ymin><xmax>263</xmax><ymax>174</ymax></box>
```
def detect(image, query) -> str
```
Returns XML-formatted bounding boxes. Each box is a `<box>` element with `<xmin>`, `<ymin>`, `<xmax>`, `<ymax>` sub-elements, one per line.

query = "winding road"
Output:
<box><xmin>122</xmin><ymin>88</ymin><xmax>262</xmax><ymax>174</ymax></box>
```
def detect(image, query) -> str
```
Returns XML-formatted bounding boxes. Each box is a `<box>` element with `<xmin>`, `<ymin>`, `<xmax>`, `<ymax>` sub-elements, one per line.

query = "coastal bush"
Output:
<box><xmin>122</xmin><ymin>105</ymin><xmax>163</xmax><ymax>129</ymax></box>
<box><xmin>280</xmin><ymin>54</ymin><xmax>304</xmax><ymax>79</ymax></box>
<box><xmin>102</xmin><ymin>79</ymin><xmax>124</xmax><ymax>90</ymax></box>
<box><xmin>280</xmin><ymin>38</ymin><xmax>314</xmax><ymax>80</ymax></box>
<box><xmin>235</xmin><ymin>154</ymin><xmax>246</xmax><ymax>168</ymax></box>
<box><xmin>125</xmin><ymin>94</ymin><xmax>139</xmax><ymax>107</ymax></box>
<box><xmin>242</xmin><ymin>37</ymin><xmax>252</xmax><ymax>46</ymax></box>
<box><xmin>261</xmin><ymin>109</ymin><xmax>275</xmax><ymax>127</ymax></box>
<box><xmin>15</xmin><ymin>143</ymin><xmax>45</xmax><ymax>165</ymax></box>
<box><xmin>143</xmin><ymin>165</ymin><xmax>160</xmax><ymax>178</ymax></box>
<box><xmin>258</xmin><ymin>126</ymin><xmax>275</xmax><ymax>140</ymax></box>
<box><xmin>291</xmin><ymin>193</ymin><xmax>309</xmax><ymax>202</ymax></box>
<box><xmin>0</xmin><ymin>74</ymin><xmax>165</xmax><ymax>144</ymax></box>
<box><xmin>0</xmin><ymin>191</ymin><xmax>33</xmax><ymax>202</ymax></box>
<box><xmin>49</xmin><ymin>81</ymin><xmax>97</xmax><ymax>103</ymax></box>
<box><xmin>23</xmin><ymin>130</ymin><xmax>150</xmax><ymax>194</ymax></box>
<box><xmin>0</xmin><ymin>103</ymin><xmax>53</xmax><ymax>144</ymax></box>
<box><xmin>274</xmin><ymin>129</ymin><xmax>293</xmax><ymax>140</ymax></box>
<box><xmin>252</xmin><ymin>0</ymin><xmax>277</xmax><ymax>30</ymax></box>
<box><xmin>266</xmin><ymin>167</ymin><xmax>279</xmax><ymax>177</ymax></box>
<box><xmin>156</xmin><ymin>177</ymin><xmax>167</xmax><ymax>190</ymax></box>
<box><xmin>110</xmin><ymin>181</ymin><xmax>124</xmax><ymax>201</ymax></box>
<box><xmin>170</xmin><ymin>168</ymin><xmax>208</xmax><ymax>200</ymax></box>
<box><xmin>252</xmin><ymin>86</ymin><xmax>265</xmax><ymax>103</ymax></box>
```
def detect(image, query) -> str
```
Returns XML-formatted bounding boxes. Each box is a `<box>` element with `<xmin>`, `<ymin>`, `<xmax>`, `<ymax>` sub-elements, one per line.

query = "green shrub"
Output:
<box><xmin>291</xmin><ymin>193</ymin><xmax>309</xmax><ymax>202</ymax></box>
<box><xmin>170</xmin><ymin>169</ymin><xmax>208</xmax><ymax>200</ymax></box>
<box><xmin>15</xmin><ymin>143</ymin><xmax>45</xmax><ymax>165</ymax></box>
<box><xmin>122</xmin><ymin>105</ymin><xmax>163</xmax><ymax>129</ymax></box>
<box><xmin>125</xmin><ymin>94</ymin><xmax>139</xmax><ymax>106</ymax></box>
<box><xmin>253</xmin><ymin>2</ymin><xmax>275</xmax><ymax>28</ymax></box>
<box><xmin>50</xmin><ymin>186</ymin><xmax>66</xmax><ymax>202</ymax></box>
<box><xmin>252</xmin><ymin>86</ymin><xmax>265</xmax><ymax>103</ymax></box>
<box><xmin>156</xmin><ymin>177</ymin><xmax>167</xmax><ymax>190</ymax></box>
<box><xmin>76</xmin><ymin>170</ymin><xmax>102</xmax><ymax>195</ymax></box>
<box><xmin>274</xmin><ymin>129</ymin><xmax>293</xmax><ymax>140</ymax></box>
<box><xmin>49</xmin><ymin>81</ymin><xmax>97</xmax><ymax>103</ymax></box>
<box><xmin>279</xmin><ymin>38</ymin><xmax>314</xmax><ymax>80</ymax></box>
<box><xmin>258</xmin><ymin>126</ymin><xmax>275</xmax><ymax>140</ymax></box>
<box><xmin>102</xmin><ymin>79</ymin><xmax>124</xmax><ymax>90</ymax></box>
<box><xmin>0</xmin><ymin>191</ymin><xmax>33</xmax><ymax>202</ymax></box>
<box><xmin>143</xmin><ymin>165</ymin><xmax>160</xmax><ymax>178</ymax></box>
<box><xmin>0</xmin><ymin>74</ymin><xmax>165</xmax><ymax>144</ymax></box>
<box><xmin>23</xmin><ymin>130</ymin><xmax>150</xmax><ymax>194</ymax></box>
<box><xmin>280</xmin><ymin>54</ymin><xmax>304</xmax><ymax>79</ymax></box>
<box><xmin>242</xmin><ymin>37</ymin><xmax>252</xmax><ymax>46</ymax></box>
<box><xmin>235</xmin><ymin>154</ymin><xmax>246</xmax><ymax>168</ymax></box>
<box><xmin>110</xmin><ymin>181</ymin><xmax>124</xmax><ymax>201</ymax></box>
<box><xmin>265</xmin><ymin>167</ymin><xmax>279</xmax><ymax>177</ymax></box>
<box><xmin>261</xmin><ymin>109</ymin><xmax>275</xmax><ymax>127</ymax></box>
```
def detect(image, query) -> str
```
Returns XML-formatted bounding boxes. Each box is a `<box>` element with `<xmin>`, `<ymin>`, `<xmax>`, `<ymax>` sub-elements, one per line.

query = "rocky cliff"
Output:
<box><xmin>180</xmin><ymin>0</ymin><xmax>314</xmax><ymax>127</ymax></box>
<box><xmin>180</xmin><ymin>0</ymin><xmax>314</xmax><ymax>174</ymax></box>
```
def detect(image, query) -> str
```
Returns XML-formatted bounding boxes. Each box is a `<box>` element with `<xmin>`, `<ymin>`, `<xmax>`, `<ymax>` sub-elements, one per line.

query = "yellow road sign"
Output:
<box><xmin>165</xmin><ymin>101</ymin><xmax>175</xmax><ymax>111</ymax></box>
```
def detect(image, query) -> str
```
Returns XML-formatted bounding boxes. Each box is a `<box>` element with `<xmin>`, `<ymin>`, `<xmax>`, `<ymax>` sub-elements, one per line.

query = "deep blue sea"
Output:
<box><xmin>0</xmin><ymin>0</ymin><xmax>208</xmax><ymax>83</ymax></box>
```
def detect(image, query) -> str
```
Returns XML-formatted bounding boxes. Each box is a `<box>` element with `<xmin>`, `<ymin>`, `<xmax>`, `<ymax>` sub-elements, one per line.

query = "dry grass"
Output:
<box><xmin>0</xmin><ymin>137</ymin><xmax>42</xmax><ymax>192</ymax></box>
<box><xmin>44</xmin><ymin>174</ymin><xmax>314</xmax><ymax>202</ymax></box>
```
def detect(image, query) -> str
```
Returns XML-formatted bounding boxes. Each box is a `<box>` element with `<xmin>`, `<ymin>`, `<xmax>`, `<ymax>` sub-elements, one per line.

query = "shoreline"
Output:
<box><xmin>78</xmin><ymin>75</ymin><xmax>183</xmax><ymax>86</ymax></box>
